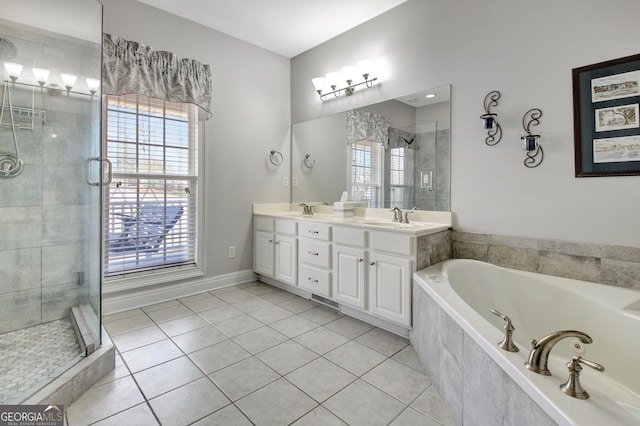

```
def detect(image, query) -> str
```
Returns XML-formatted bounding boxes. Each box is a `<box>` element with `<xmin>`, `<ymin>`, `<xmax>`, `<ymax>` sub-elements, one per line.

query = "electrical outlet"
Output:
<box><xmin>283</xmin><ymin>176</ymin><xmax>289</xmax><ymax>187</ymax></box>
<box><xmin>228</xmin><ymin>246</ymin><xmax>236</xmax><ymax>258</ymax></box>
<box><xmin>292</xmin><ymin>177</ymin><xmax>298</xmax><ymax>187</ymax></box>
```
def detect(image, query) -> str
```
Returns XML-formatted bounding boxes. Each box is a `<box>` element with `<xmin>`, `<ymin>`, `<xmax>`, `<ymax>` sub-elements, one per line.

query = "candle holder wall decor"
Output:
<box><xmin>481</xmin><ymin>90</ymin><xmax>502</xmax><ymax>146</ymax></box>
<box><xmin>521</xmin><ymin>108</ymin><xmax>544</xmax><ymax>168</ymax></box>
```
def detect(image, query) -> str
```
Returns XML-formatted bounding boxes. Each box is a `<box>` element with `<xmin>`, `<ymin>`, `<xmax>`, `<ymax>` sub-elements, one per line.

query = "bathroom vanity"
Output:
<box><xmin>253</xmin><ymin>204</ymin><xmax>452</xmax><ymax>335</ymax></box>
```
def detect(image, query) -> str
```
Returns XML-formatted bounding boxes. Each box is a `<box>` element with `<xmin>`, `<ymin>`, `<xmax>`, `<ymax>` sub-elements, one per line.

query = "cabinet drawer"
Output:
<box><xmin>298</xmin><ymin>221</ymin><xmax>331</xmax><ymax>241</ymax></box>
<box><xmin>255</xmin><ymin>217</ymin><xmax>275</xmax><ymax>232</ymax></box>
<box><xmin>333</xmin><ymin>226</ymin><xmax>366</xmax><ymax>247</ymax></box>
<box><xmin>299</xmin><ymin>238</ymin><xmax>331</xmax><ymax>268</ymax></box>
<box><xmin>276</xmin><ymin>219</ymin><xmax>297</xmax><ymax>235</ymax></box>
<box><xmin>369</xmin><ymin>230</ymin><xmax>414</xmax><ymax>256</ymax></box>
<box><xmin>298</xmin><ymin>264</ymin><xmax>331</xmax><ymax>297</ymax></box>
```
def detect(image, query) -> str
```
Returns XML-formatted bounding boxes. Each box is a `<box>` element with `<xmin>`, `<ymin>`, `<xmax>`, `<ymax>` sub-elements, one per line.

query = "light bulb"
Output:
<box><xmin>4</xmin><ymin>62</ymin><xmax>23</xmax><ymax>81</ymax></box>
<box><xmin>61</xmin><ymin>73</ymin><xmax>77</xmax><ymax>91</ymax></box>
<box><xmin>358</xmin><ymin>59</ymin><xmax>372</xmax><ymax>79</ymax></box>
<box><xmin>32</xmin><ymin>68</ymin><xmax>50</xmax><ymax>86</ymax></box>
<box><xmin>341</xmin><ymin>66</ymin><xmax>356</xmax><ymax>84</ymax></box>
<box><xmin>311</xmin><ymin>77</ymin><xmax>325</xmax><ymax>93</ymax></box>
<box><xmin>86</xmin><ymin>77</ymin><xmax>100</xmax><ymax>95</ymax></box>
<box><xmin>325</xmin><ymin>72</ymin><xmax>339</xmax><ymax>90</ymax></box>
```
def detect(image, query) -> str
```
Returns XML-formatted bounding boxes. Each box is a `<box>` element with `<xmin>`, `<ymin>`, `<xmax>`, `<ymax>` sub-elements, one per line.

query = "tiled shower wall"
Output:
<box><xmin>414</xmin><ymin>127</ymin><xmax>450</xmax><ymax>212</ymax></box>
<box><xmin>0</xmin><ymin>29</ymin><xmax>99</xmax><ymax>333</ymax></box>
<box><xmin>452</xmin><ymin>230</ymin><xmax>640</xmax><ymax>290</ymax></box>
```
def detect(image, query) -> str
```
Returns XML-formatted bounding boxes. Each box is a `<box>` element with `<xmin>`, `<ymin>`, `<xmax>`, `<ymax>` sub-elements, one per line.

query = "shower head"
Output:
<box><xmin>0</xmin><ymin>37</ymin><xmax>17</xmax><ymax>60</ymax></box>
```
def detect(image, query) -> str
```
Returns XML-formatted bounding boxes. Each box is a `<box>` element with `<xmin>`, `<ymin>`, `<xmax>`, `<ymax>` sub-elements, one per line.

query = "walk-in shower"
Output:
<box><xmin>0</xmin><ymin>0</ymin><xmax>104</xmax><ymax>404</ymax></box>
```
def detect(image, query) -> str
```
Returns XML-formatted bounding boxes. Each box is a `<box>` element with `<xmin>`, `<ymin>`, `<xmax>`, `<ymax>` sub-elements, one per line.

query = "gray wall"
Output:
<box><xmin>291</xmin><ymin>0</ymin><xmax>640</xmax><ymax>249</ymax></box>
<box><xmin>102</xmin><ymin>0</ymin><xmax>291</xmax><ymax>275</ymax></box>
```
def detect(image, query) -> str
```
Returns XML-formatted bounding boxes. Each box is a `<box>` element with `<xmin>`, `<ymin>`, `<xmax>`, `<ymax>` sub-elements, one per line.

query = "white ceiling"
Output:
<box><xmin>136</xmin><ymin>0</ymin><xmax>408</xmax><ymax>58</ymax></box>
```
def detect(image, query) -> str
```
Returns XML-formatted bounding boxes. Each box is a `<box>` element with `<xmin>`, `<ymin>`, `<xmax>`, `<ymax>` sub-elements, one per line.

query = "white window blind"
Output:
<box><xmin>389</xmin><ymin>147</ymin><xmax>414</xmax><ymax>209</ymax></box>
<box><xmin>350</xmin><ymin>140</ymin><xmax>383</xmax><ymax>208</ymax></box>
<box><xmin>104</xmin><ymin>94</ymin><xmax>198</xmax><ymax>277</ymax></box>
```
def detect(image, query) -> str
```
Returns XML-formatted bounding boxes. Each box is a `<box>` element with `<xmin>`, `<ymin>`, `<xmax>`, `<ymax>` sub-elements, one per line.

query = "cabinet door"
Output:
<box><xmin>333</xmin><ymin>245</ymin><xmax>366</xmax><ymax>309</ymax></box>
<box><xmin>275</xmin><ymin>235</ymin><xmax>297</xmax><ymax>285</ymax></box>
<box><xmin>368</xmin><ymin>251</ymin><xmax>411</xmax><ymax>326</ymax></box>
<box><xmin>254</xmin><ymin>230</ymin><xmax>274</xmax><ymax>276</ymax></box>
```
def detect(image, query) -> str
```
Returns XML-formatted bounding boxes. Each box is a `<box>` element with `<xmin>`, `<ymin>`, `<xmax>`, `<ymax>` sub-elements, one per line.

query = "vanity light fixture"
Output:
<box><xmin>32</xmin><ymin>68</ymin><xmax>50</xmax><ymax>87</ymax></box>
<box><xmin>86</xmin><ymin>78</ymin><xmax>100</xmax><ymax>95</ymax></box>
<box><xmin>521</xmin><ymin>108</ymin><xmax>544</xmax><ymax>168</ymax></box>
<box><xmin>61</xmin><ymin>73</ymin><xmax>77</xmax><ymax>92</ymax></box>
<box><xmin>4</xmin><ymin>62</ymin><xmax>23</xmax><ymax>83</ymax></box>
<box><xmin>311</xmin><ymin>59</ymin><xmax>378</xmax><ymax>101</ymax></box>
<box><xmin>480</xmin><ymin>90</ymin><xmax>502</xmax><ymax>146</ymax></box>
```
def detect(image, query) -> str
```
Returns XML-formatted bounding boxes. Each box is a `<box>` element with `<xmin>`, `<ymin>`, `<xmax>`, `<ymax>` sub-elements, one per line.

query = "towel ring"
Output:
<box><xmin>303</xmin><ymin>154</ymin><xmax>315</xmax><ymax>169</ymax></box>
<box><xmin>269</xmin><ymin>150</ymin><xmax>283</xmax><ymax>166</ymax></box>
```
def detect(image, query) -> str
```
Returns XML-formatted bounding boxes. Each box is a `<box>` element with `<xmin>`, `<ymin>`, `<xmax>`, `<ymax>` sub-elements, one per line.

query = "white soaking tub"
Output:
<box><xmin>411</xmin><ymin>259</ymin><xmax>640</xmax><ymax>426</ymax></box>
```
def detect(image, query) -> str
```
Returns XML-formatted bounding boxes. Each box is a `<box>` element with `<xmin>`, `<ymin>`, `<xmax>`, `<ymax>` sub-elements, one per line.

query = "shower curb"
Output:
<box><xmin>21</xmin><ymin>327</ymin><xmax>115</xmax><ymax>408</ymax></box>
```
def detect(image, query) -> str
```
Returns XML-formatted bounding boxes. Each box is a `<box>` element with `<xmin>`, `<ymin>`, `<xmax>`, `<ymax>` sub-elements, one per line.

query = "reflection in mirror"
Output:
<box><xmin>292</xmin><ymin>85</ymin><xmax>450</xmax><ymax>211</ymax></box>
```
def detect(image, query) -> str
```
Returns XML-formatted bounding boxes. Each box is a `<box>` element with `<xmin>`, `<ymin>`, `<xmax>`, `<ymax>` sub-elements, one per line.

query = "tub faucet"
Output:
<box><xmin>525</xmin><ymin>330</ymin><xmax>592</xmax><ymax>376</ymax></box>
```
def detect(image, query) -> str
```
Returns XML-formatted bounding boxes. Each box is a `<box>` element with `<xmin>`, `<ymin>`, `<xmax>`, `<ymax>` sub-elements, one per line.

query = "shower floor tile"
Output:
<box><xmin>0</xmin><ymin>318</ymin><xmax>82</xmax><ymax>404</ymax></box>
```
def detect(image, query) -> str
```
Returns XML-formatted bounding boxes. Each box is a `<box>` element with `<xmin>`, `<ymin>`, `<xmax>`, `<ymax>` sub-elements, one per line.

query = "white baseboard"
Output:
<box><xmin>103</xmin><ymin>269</ymin><xmax>257</xmax><ymax>315</ymax></box>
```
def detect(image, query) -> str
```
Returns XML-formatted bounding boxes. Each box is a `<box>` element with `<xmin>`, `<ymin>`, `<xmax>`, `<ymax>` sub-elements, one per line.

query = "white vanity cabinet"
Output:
<box><xmin>332</xmin><ymin>226</ymin><xmax>367</xmax><ymax>309</ymax></box>
<box><xmin>254</xmin><ymin>217</ymin><xmax>297</xmax><ymax>286</ymax></box>
<box><xmin>252</xmin><ymin>211</ymin><xmax>445</xmax><ymax>332</ymax></box>
<box><xmin>297</xmin><ymin>222</ymin><xmax>332</xmax><ymax>297</ymax></box>
<box><xmin>368</xmin><ymin>230</ymin><xmax>413</xmax><ymax>326</ymax></box>
<box><xmin>274</xmin><ymin>220</ymin><xmax>297</xmax><ymax>285</ymax></box>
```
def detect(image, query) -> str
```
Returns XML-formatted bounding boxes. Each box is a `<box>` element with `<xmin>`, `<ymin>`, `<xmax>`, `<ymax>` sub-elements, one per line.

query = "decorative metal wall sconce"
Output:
<box><xmin>521</xmin><ymin>108</ymin><xmax>544</xmax><ymax>168</ymax></box>
<box><xmin>312</xmin><ymin>59</ymin><xmax>378</xmax><ymax>102</ymax></box>
<box><xmin>303</xmin><ymin>154</ymin><xmax>315</xmax><ymax>169</ymax></box>
<box><xmin>481</xmin><ymin>90</ymin><xmax>502</xmax><ymax>146</ymax></box>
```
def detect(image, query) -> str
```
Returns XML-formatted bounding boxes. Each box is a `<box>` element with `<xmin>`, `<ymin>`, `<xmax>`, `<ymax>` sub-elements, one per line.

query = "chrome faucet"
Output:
<box><xmin>402</xmin><ymin>206</ymin><xmax>420</xmax><ymax>224</ymax></box>
<box><xmin>390</xmin><ymin>207</ymin><xmax>402</xmax><ymax>222</ymax></box>
<box><xmin>299</xmin><ymin>203</ymin><xmax>313</xmax><ymax>216</ymax></box>
<box><xmin>525</xmin><ymin>330</ymin><xmax>592</xmax><ymax>375</ymax></box>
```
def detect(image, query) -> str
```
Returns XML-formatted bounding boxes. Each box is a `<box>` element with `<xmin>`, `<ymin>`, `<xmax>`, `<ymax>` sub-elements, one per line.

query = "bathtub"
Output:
<box><xmin>411</xmin><ymin>259</ymin><xmax>640</xmax><ymax>426</ymax></box>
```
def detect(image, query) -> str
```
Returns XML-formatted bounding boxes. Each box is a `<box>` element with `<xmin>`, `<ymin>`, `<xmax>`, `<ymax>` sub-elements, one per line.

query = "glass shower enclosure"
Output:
<box><xmin>0</xmin><ymin>0</ymin><xmax>103</xmax><ymax>404</ymax></box>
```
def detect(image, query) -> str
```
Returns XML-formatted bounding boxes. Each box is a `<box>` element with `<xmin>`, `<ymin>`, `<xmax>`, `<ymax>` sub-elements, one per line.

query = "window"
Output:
<box><xmin>104</xmin><ymin>94</ymin><xmax>198</xmax><ymax>277</ymax></box>
<box><xmin>350</xmin><ymin>140</ymin><xmax>383</xmax><ymax>207</ymax></box>
<box><xmin>389</xmin><ymin>147</ymin><xmax>414</xmax><ymax>209</ymax></box>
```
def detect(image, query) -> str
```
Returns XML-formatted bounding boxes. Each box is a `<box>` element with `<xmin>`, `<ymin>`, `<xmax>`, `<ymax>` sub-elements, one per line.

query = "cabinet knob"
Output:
<box><xmin>307</xmin><ymin>277</ymin><xmax>319</xmax><ymax>283</ymax></box>
<box><xmin>358</xmin><ymin>258</ymin><xmax>364</xmax><ymax>262</ymax></box>
<box><xmin>268</xmin><ymin>239</ymin><xmax>273</xmax><ymax>243</ymax></box>
<box><xmin>309</xmin><ymin>230</ymin><xmax>319</xmax><ymax>234</ymax></box>
<box><xmin>275</xmin><ymin>241</ymin><xmax>280</xmax><ymax>245</ymax></box>
<box><xmin>370</xmin><ymin>261</ymin><xmax>376</xmax><ymax>266</ymax></box>
<box><xmin>308</xmin><ymin>251</ymin><xmax>319</xmax><ymax>256</ymax></box>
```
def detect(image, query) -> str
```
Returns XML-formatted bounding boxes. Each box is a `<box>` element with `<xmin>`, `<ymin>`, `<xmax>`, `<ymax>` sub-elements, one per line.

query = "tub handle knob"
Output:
<box><xmin>490</xmin><ymin>309</ymin><xmax>519</xmax><ymax>352</ymax></box>
<box><xmin>559</xmin><ymin>355</ymin><xmax>604</xmax><ymax>400</ymax></box>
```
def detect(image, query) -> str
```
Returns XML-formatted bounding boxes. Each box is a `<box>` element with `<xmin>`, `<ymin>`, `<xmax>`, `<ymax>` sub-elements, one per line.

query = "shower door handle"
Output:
<box><xmin>102</xmin><ymin>158</ymin><xmax>113</xmax><ymax>186</ymax></box>
<box><xmin>85</xmin><ymin>157</ymin><xmax>112</xmax><ymax>186</ymax></box>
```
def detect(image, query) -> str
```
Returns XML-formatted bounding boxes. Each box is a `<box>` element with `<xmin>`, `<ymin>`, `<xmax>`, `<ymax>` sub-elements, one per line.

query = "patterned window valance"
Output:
<box><xmin>346</xmin><ymin>110</ymin><xmax>390</xmax><ymax>145</ymax></box>
<box><xmin>102</xmin><ymin>33</ymin><xmax>212</xmax><ymax>119</ymax></box>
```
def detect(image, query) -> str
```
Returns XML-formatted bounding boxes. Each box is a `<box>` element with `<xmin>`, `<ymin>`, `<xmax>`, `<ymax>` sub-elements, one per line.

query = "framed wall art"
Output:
<box><xmin>572</xmin><ymin>53</ymin><xmax>640</xmax><ymax>177</ymax></box>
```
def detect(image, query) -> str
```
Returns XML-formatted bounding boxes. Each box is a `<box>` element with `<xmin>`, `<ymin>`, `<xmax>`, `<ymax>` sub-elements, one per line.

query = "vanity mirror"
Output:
<box><xmin>291</xmin><ymin>85</ymin><xmax>451</xmax><ymax>211</ymax></box>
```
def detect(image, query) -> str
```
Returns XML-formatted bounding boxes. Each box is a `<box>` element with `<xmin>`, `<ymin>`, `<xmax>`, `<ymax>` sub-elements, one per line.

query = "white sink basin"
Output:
<box><xmin>361</xmin><ymin>220</ymin><xmax>414</xmax><ymax>228</ymax></box>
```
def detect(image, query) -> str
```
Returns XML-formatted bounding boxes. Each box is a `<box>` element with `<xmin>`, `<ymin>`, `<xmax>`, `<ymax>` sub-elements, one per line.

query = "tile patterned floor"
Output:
<box><xmin>66</xmin><ymin>282</ymin><xmax>454</xmax><ymax>425</ymax></box>
<box><xmin>0</xmin><ymin>319</ymin><xmax>82</xmax><ymax>404</ymax></box>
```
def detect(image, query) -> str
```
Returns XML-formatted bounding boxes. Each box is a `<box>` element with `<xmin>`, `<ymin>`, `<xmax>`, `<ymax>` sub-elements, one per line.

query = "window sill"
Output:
<box><xmin>104</xmin><ymin>264</ymin><xmax>205</xmax><ymax>294</ymax></box>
